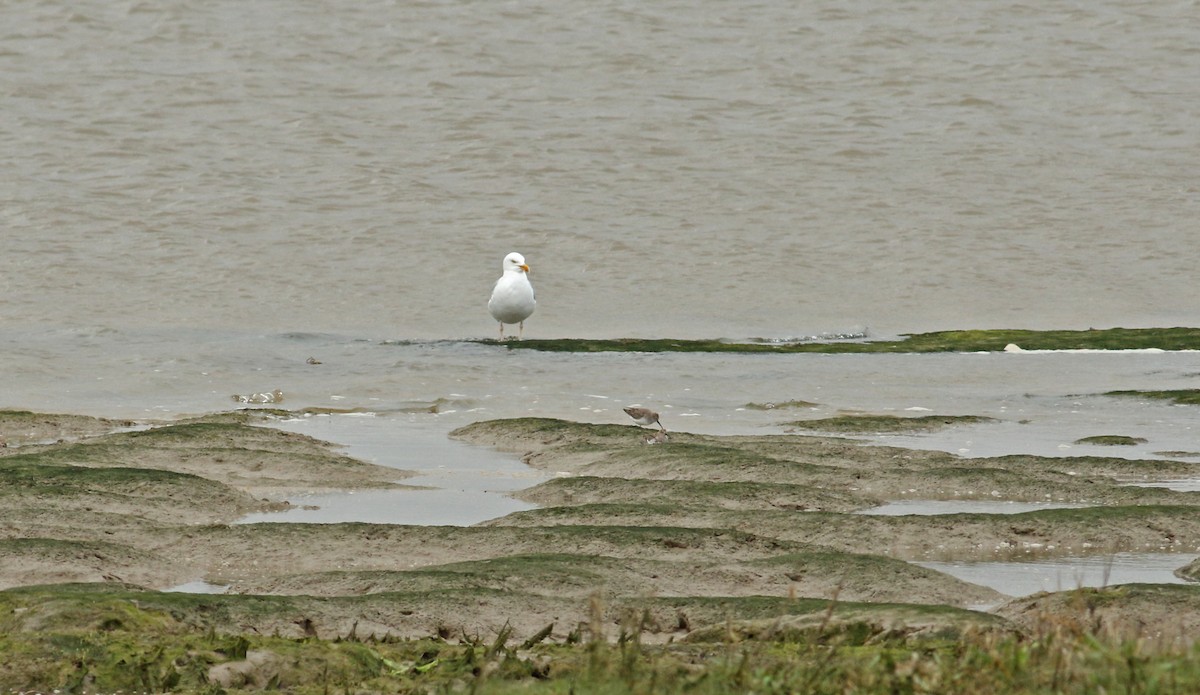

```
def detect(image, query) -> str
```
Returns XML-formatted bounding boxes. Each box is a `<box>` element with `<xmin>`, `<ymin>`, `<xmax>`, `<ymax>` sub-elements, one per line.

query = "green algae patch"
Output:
<box><xmin>0</xmin><ymin>459</ymin><xmax>218</xmax><ymax>493</ymax></box>
<box><xmin>0</xmin><ymin>539</ymin><xmax>167</xmax><ymax>591</ymax></box>
<box><xmin>457</xmin><ymin>418</ymin><xmax>1200</xmax><ymax>513</ymax></box>
<box><xmin>452</xmin><ymin>416</ymin><xmax>636</xmax><ymax>444</ymax></box>
<box><xmin>269</xmin><ymin>555</ymin><xmax>619</xmax><ymax>598</ymax></box>
<box><xmin>12</xmin><ymin>413</ymin><xmax>406</xmax><ymax>498</ymax></box>
<box><xmin>1105</xmin><ymin>389</ymin><xmax>1200</xmax><ymax>406</ymax></box>
<box><xmin>595</xmin><ymin>441</ymin><xmax>837</xmax><ymax>483</ymax></box>
<box><xmin>116</xmin><ymin>420</ymin><xmax>272</xmax><ymax>444</ymax></box>
<box><xmin>0</xmin><ymin>459</ymin><xmax>262</xmax><ymax>524</ymax></box>
<box><xmin>787</xmin><ymin>414</ymin><xmax>997</xmax><ymax>434</ymax></box>
<box><xmin>985</xmin><ymin>452</ymin><xmax>1200</xmax><ymax>479</ymax></box>
<box><xmin>0</xmin><ymin>458</ymin><xmax>264</xmax><ymax>587</ymax></box>
<box><xmin>226</xmin><ymin>544</ymin><xmax>1002</xmax><ymax>608</ymax></box>
<box><xmin>1074</xmin><ymin>435</ymin><xmax>1149</xmax><ymax>446</ymax></box>
<box><xmin>0</xmin><ymin>412</ymin><xmax>413</xmax><ymax>592</ymax></box>
<box><xmin>483</xmin><ymin>327</ymin><xmax>1200</xmax><ymax>353</ymax></box>
<box><xmin>159</xmin><ymin>522</ymin><xmax>829</xmax><ymax>597</ymax></box>
<box><xmin>489</xmin><ymin>503</ymin><xmax>1200</xmax><ymax>562</ymax></box>
<box><xmin>0</xmin><ymin>409</ymin><xmax>134</xmax><ymax>447</ymax></box>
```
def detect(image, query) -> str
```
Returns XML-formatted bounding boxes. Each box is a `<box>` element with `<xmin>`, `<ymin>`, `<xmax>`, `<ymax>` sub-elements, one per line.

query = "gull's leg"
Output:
<box><xmin>518</xmin><ymin>321</ymin><xmax>524</xmax><ymax>340</ymax></box>
<box><xmin>498</xmin><ymin>323</ymin><xmax>505</xmax><ymax>341</ymax></box>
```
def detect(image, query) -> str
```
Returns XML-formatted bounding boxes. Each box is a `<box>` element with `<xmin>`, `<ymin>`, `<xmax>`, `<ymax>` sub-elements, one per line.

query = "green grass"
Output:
<box><xmin>481</xmin><ymin>327</ymin><xmax>1200</xmax><ymax>353</ymax></box>
<box><xmin>4</xmin><ymin>584</ymin><xmax>1200</xmax><ymax>693</ymax></box>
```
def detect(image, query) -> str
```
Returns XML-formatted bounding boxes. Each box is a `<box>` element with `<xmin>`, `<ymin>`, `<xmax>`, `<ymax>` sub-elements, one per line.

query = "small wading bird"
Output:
<box><xmin>488</xmin><ymin>251</ymin><xmax>535</xmax><ymax>340</ymax></box>
<box><xmin>624</xmin><ymin>406</ymin><xmax>666</xmax><ymax>432</ymax></box>
<box><xmin>642</xmin><ymin>429</ymin><xmax>669</xmax><ymax>445</ymax></box>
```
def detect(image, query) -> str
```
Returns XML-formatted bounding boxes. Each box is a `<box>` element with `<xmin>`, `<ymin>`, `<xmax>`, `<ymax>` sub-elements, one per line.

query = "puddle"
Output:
<box><xmin>235</xmin><ymin>413</ymin><xmax>551</xmax><ymax>526</ymax></box>
<box><xmin>918</xmin><ymin>552</ymin><xmax>1199</xmax><ymax>599</ymax></box>
<box><xmin>164</xmin><ymin>580</ymin><xmax>231</xmax><ymax>594</ymax></box>
<box><xmin>857</xmin><ymin>500</ymin><xmax>1091</xmax><ymax>516</ymax></box>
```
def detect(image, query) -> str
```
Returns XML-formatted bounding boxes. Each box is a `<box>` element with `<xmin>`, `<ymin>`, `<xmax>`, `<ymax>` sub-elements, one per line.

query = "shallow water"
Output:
<box><xmin>236</xmin><ymin>413</ymin><xmax>550</xmax><ymax>526</ymax></box>
<box><xmin>5</xmin><ymin>333</ymin><xmax>1197</xmax><ymax>457</ymax></box>
<box><xmin>3</xmin><ymin>0</ymin><xmax>1199</xmax><ymax>344</ymax></box>
<box><xmin>4</xmin><ymin>0</ymin><xmax>1199</xmax><ymax>593</ymax></box>
<box><xmin>4</xmin><ymin>0</ymin><xmax>1198</xmax><ymax>466</ymax></box>
<box><xmin>918</xmin><ymin>553</ymin><xmax>1199</xmax><ymax>600</ymax></box>
<box><xmin>5</xmin><ymin>331</ymin><xmax>1198</xmax><ymax>529</ymax></box>
<box><xmin>164</xmin><ymin>580</ymin><xmax>231</xmax><ymax>595</ymax></box>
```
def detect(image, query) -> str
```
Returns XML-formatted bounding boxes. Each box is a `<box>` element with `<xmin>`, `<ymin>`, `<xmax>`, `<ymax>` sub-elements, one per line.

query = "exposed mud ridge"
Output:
<box><xmin>3</xmin><ymin>410</ymin><xmax>1200</xmax><ymax>647</ymax></box>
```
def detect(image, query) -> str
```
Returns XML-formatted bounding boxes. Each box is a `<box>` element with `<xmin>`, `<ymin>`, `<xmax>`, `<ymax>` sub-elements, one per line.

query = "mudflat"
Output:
<box><xmin>2</xmin><ymin>409</ymin><xmax>1200</xmax><ymax>647</ymax></box>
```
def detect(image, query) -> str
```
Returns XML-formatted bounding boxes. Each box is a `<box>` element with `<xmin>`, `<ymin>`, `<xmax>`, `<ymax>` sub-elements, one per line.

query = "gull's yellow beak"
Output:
<box><xmin>519</xmin><ymin>264</ymin><xmax>530</xmax><ymax>273</ymax></box>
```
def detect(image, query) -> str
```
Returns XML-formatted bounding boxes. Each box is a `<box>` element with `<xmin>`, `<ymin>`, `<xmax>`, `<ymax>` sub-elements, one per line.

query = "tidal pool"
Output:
<box><xmin>235</xmin><ymin>412</ymin><xmax>550</xmax><ymax>526</ymax></box>
<box><xmin>918</xmin><ymin>552</ymin><xmax>1199</xmax><ymax>600</ymax></box>
<box><xmin>1123</xmin><ymin>479</ymin><xmax>1200</xmax><ymax>492</ymax></box>
<box><xmin>164</xmin><ymin>580</ymin><xmax>231</xmax><ymax>594</ymax></box>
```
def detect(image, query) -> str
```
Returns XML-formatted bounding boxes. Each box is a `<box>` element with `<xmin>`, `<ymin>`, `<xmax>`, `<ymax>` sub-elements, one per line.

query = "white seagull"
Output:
<box><xmin>488</xmin><ymin>251</ymin><xmax>536</xmax><ymax>340</ymax></box>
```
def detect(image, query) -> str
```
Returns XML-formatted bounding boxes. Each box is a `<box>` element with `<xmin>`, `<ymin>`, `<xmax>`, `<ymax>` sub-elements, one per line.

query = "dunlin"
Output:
<box><xmin>642</xmin><ymin>429</ymin><xmax>670</xmax><ymax>445</ymax></box>
<box><xmin>488</xmin><ymin>252</ymin><xmax>536</xmax><ymax>340</ymax></box>
<box><xmin>232</xmin><ymin>389</ymin><xmax>284</xmax><ymax>404</ymax></box>
<box><xmin>623</xmin><ymin>406</ymin><xmax>665</xmax><ymax>431</ymax></box>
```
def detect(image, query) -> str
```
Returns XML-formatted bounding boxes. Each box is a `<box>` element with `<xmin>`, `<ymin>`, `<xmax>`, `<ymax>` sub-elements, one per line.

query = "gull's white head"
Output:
<box><xmin>502</xmin><ymin>251</ymin><xmax>530</xmax><ymax>274</ymax></box>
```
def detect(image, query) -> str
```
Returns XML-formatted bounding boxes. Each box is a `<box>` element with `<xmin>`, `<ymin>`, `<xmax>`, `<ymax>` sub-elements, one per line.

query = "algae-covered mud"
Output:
<box><xmin>486</xmin><ymin>326</ymin><xmax>1200</xmax><ymax>353</ymax></box>
<box><xmin>1074</xmin><ymin>435</ymin><xmax>1150</xmax><ymax>446</ymax></box>
<box><xmin>1105</xmin><ymin>389</ymin><xmax>1200</xmax><ymax>406</ymax></box>
<box><xmin>784</xmin><ymin>414</ymin><xmax>997</xmax><ymax>434</ymax></box>
<box><xmin>454</xmin><ymin>418</ymin><xmax>1200</xmax><ymax>562</ymax></box>
<box><xmin>0</xmin><ymin>409</ymin><xmax>410</xmax><ymax>589</ymax></box>
<box><xmin>5</xmin><ymin>408</ymin><xmax>1200</xmax><ymax>692</ymax></box>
